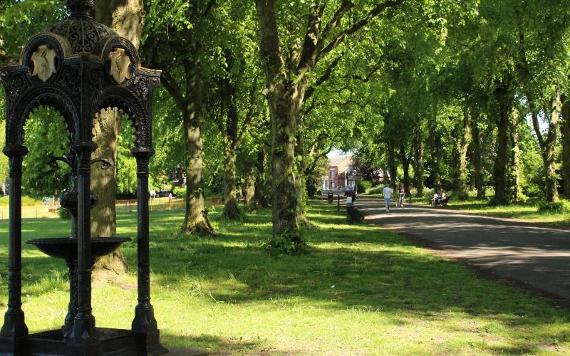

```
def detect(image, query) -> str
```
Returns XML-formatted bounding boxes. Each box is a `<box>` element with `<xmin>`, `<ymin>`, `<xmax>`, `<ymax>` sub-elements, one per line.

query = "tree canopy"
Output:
<box><xmin>1</xmin><ymin>0</ymin><xmax>570</xmax><ymax>253</ymax></box>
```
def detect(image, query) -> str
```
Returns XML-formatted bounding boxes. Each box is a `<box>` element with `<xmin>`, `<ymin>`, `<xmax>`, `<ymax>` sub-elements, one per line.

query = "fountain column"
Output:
<box><xmin>132</xmin><ymin>148</ymin><xmax>160</xmax><ymax>349</ymax></box>
<box><xmin>70</xmin><ymin>141</ymin><xmax>98</xmax><ymax>347</ymax></box>
<box><xmin>0</xmin><ymin>145</ymin><xmax>29</xmax><ymax>352</ymax></box>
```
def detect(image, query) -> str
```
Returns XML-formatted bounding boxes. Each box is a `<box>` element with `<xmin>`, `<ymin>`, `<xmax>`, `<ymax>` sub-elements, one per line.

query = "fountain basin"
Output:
<box><xmin>27</xmin><ymin>237</ymin><xmax>131</xmax><ymax>261</ymax></box>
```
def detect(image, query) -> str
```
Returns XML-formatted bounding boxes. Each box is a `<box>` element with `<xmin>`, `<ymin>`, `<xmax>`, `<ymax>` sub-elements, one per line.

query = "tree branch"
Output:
<box><xmin>237</xmin><ymin>78</ymin><xmax>261</xmax><ymax>145</ymax></box>
<box><xmin>341</xmin><ymin>63</ymin><xmax>382</xmax><ymax>82</ymax></box>
<box><xmin>162</xmin><ymin>70</ymin><xmax>187</xmax><ymax>114</ymax></box>
<box><xmin>202</xmin><ymin>0</ymin><xmax>217</xmax><ymax>16</ymax></box>
<box><xmin>320</xmin><ymin>1</ymin><xmax>353</xmax><ymax>43</ymax></box>
<box><xmin>305</xmin><ymin>54</ymin><xmax>344</xmax><ymax>101</ymax></box>
<box><xmin>255</xmin><ymin>0</ymin><xmax>287</xmax><ymax>84</ymax></box>
<box><xmin>296</xmin><ymin>3</ymin><xmax>325</xmax><ymax>72</ymax></box>
<box><xmin>319</xmin><ymin>0</ymin><xmax>404</xmax><ymax>61</ymax></box>
<box><xmin>306</xmin><ymin>143</ymin><xmax>333</xmax><ymax>176</ymax></box>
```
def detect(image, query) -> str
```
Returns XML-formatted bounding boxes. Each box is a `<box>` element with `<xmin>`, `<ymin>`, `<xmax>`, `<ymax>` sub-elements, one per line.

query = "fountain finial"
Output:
<box><xmin>66</xmin><ymin>0</ymin><xmax>95</xmax><ymax>18</ymax></box>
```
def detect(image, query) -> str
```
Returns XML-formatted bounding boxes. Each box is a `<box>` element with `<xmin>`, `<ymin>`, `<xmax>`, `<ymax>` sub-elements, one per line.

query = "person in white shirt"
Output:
<box><xmin>382</xmin><ymin>184</ymin><xmax>393</xmax><ymax>212</ymax></box>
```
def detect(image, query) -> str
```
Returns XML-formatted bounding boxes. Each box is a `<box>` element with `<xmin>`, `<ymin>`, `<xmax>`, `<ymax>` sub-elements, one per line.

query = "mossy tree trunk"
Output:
<box><xmin>256</xmin><ymin>0</ymin><xmax>303</xmax><ymax>248</ymax></box>
<box><xmin>399</xmin><ymin>143</ymin><xmax>411</xmax><ymax>194</ymax></box>
<box><xmin>222</xmin><ymin>142</ymin><xmax>240</xmax><ymax>219</ymax></box>
<box><xmin>561</xmin><ymin>94</ymin><xmax>570</xmax><ymax>198</ymax></box>
<box><xmin>492</xmin><ymin>78</ymin><xmax>514</xmax><ymax>205</ymax></box>
<box><xmin>508</xmin><ymin>108</ymin><xmax>523</xmax><ymax>203</ymax></box>
<box><xmin>90</xmin><ymin>109</ymin><xmax>126</xmax><ymax>274</ymax></box>
<box><xmin>412</xmin><ymin>127</ymin><xmax>424</xmax><ymax>196</ymax></box>
<box><xmin>255</xmin><ymin>0</ymin><xmax>404</xmax><ymax>252</ymax></box>
<box><xmin>254</xmin><ymin>150</ymin><xmax>270</xmax><ymax>209</ymax></box>
<box><xmin>156</xmin><ymin>17</ymin><xmax>215</xmax><ymax>235</ymax></box>
<box><xmin>244</xmin><ymin>168</ymin><xmax>256</xmax><ymax>209</ymax></box>
<box><xmin>92</xmin><ymin>0</ymin><xmax>144</xmax><ymax>273</ymax></box>
<box><xmin>518</xmin><ymin>32</ymin><xmax>560</xmax><ymax>203</ymax></box>
<box><xmin>544</xmin><ymin>92</ymin><xmax>562</xmax><ymax>203</ymax></box>
<box><xmin>453</xmin><ymin>107</ymin><xmax>471</xmax><ymax>199</ymax></box>
<box><xmin>428</xmin><ymin>114</ymin><xmax>441</xmax><ymax>191</ymax></box>
<box><xmin>386</xmin><ymin>137</ymin><xmax>397</xmax><ymax>187</ymax></box>
<box><xmin>220</xmin><ymin>75</ymin><xmax>242</xmax><ymax>220</ymax></box>
<box><xmin>217</xmin><ymin>51</ymin><xmax>258</xmax><ymax>219</ymax></box>
<box><xmin>469</xmin><ymin>105</ymin><xmax>486</xmax><ymax>199</ymax></box>
<box><xmin>528</xmin><ymin>91</ymin><xmax>561</xmax><ymax>203</ymax></box>
<box><xmin>295</xmin><ymin>120</ymin><xmax>309</xmax><ymax>224</ymax></box>
<box><xmin>182</xmin><ymin>77</ymin><xmax>214</xmax><ymax>234</ymax></box>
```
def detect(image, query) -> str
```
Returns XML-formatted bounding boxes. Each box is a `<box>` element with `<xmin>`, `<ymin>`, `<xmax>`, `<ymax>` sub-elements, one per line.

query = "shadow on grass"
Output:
<box><xmin>1</xmin><ymin>201</ymin><xmax>569</xmax><ymax>354</ymax></box>
<box><xmin>161</xmin><ymin>332</ymin><xmax>265</xmax><ymax>355</ymax></box>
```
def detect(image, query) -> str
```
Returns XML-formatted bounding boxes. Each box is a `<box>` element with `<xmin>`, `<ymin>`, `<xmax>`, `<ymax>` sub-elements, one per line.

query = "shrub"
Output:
<box><xmin>172</xmin><ymin>186</ymin><xmax>186</xmax><ymax>198</ymax></box>
<box><xmin>538</xmin><ymin>199</ymin><xmax>570</xmax><ymax>213</ymax></box>
<box><xmin>367</xmin><ymin>185</ymin><xmax>383</xmax><ymax>195</ymax></box>
<box><xmin>58</xmin><ymin>206</ymin><xmax>71</xmax><ymax>219</ymax></box>
<box><xmin>422</xmin><ymin>188</ymin><xmax>435</xmax><ymax>202</ymax></box>
<box><xmin>356</xmin><ymin>180</ymin><xmax>372</xmax><ymax>194</ymax></box>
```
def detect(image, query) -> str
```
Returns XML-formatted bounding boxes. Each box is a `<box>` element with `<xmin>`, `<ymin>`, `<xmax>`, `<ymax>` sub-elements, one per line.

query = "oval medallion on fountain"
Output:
<box><xmin>31</xmin><ymin>44</ymin><xmax>58</xmax><ymax>82</ymax></box>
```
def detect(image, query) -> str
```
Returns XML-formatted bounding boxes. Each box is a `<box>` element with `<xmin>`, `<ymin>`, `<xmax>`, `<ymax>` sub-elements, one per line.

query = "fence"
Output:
<box><xmin>0</xmin><ymin>197</ymin><xmax>186</xmax><ymax>221</ymax></box>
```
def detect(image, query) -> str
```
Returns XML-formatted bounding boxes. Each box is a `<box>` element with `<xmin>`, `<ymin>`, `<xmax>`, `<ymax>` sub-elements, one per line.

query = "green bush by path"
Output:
<box><xmin>356</xmin><ymin>180</ymin><xmax>372</xmax><ymax>194</ymax></box>
<box><xmin>0</xmin><ymin>202</ymin><xmax>568</xmax><ymax>354</ymax></box>
<box><xmin>538</xmin><ymin>199</ymin><xmax>570</xmax><ymax>214</ymax></box>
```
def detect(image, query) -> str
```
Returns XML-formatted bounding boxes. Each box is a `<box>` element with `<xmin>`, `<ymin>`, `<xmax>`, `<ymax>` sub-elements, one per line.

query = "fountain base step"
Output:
<box><xmin>0</xmin><ymin>327</ymin><xmax>168</xmax><ymax>355</ymax></box>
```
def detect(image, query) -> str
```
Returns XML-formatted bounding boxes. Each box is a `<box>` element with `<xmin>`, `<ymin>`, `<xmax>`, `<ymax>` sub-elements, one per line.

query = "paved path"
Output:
<box><xmin>357</xmin><ymin>199</ymin><xmax>570</xmax><ymax>302</ymax></box>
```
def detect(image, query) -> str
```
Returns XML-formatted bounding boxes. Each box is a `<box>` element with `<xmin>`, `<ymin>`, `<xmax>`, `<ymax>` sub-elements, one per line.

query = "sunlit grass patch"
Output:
<box><xmin>446</xmin><ymin>199</ymin><xmax>570</xmax><ymax>227</ymax></box>
<box><xmin>0</xmin><ymin>201</ymin><xmax>568</xmax><ymax>354</ymax></box>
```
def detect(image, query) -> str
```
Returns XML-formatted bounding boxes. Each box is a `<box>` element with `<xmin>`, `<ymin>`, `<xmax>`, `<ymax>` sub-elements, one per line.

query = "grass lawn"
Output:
<box><xmin>0</xmin><ymin>201</ymin><xmax>569</xmax><ymax>354</ymax></box>
<box><xmin>443</xmin><ymin>199</ymin><xmax>570</xmax><ymax>228</ymax></box>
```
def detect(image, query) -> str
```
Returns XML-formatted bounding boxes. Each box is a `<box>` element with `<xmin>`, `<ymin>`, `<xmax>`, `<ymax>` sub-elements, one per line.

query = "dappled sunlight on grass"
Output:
<box><xmin>447</xmin><ymin>200</ymin><xmax>570</xmax><ymax>227</ymax></box>
<box><xmin>0</xmin><ymin>201</ymin><xmax>568</xmax><ymax>353</ymax></box>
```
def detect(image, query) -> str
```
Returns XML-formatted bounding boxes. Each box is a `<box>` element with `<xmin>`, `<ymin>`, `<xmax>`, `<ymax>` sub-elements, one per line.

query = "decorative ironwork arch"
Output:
<box><xmin>95</xmin><ymin>88</ymin><xmax>152</xmax><ymax>149</ymax></box>
<box><xmin>9</xmin><ymin>87</ymin><xmax>78</xmax><ymax>147</ymax></box>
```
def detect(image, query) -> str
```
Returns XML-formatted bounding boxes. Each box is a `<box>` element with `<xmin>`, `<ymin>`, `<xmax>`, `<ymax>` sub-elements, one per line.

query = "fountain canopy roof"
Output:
<box><xmin>0</xmin><ymin>0</ymin><xmax>161</xmax><ymax>153</ymax></box>
<box><xmin>47</xmin><ymin>17</ymin><xmax>117</xmax><ymax>56</ymax></box>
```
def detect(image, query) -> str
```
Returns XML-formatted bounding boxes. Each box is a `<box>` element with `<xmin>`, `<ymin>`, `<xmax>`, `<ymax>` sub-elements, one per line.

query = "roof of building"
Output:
<box><xmin>329</xmin><ymin>155</ymin><xmax>353</xmax><ymax>174</ymax></box>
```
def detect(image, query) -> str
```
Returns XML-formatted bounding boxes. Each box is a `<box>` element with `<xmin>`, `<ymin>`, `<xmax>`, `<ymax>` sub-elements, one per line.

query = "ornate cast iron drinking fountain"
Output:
<box><xmin>0</xmin><ymin>0</ymin><xmax>166</xmax><ymax>354</ymax></box>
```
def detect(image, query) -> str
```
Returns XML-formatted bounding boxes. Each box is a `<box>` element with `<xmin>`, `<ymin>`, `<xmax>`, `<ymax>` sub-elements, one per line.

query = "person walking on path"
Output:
<box><xmin>382</xmin><ymin>184</ymin><xmax>394</xmax><ymax>212</ymax></box>
<box><xmin>397</xmin><ymin>183</ymin><xmax>406</xmax><ymax>208</ymax></box>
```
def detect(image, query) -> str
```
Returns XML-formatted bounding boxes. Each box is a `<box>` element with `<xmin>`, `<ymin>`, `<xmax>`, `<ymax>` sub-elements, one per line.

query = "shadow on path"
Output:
<box><xmin>359</xmin><ymin>199</ymin><xmax>570</xmax><ymax>303</ymax></box>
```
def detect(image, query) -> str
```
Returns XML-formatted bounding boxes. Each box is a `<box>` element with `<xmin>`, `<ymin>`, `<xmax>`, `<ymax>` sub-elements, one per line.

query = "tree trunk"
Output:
<box><xmin>492</xmin><ymin>80</ymin><xmax>513</xmax><ymax>205</ymax></box>
<box><xmin>543</xmin><ymin>91</ymin><xmax>562</xmax><ymax>203</ymax></box>
<box><xmin>256</xmin><ymin>0</ymin><xmax>303</xmax><ymax>250</ymax></box>
<box><xmin>528</xmin><ymin>90</ymin><xmax>561</xmax><ymax>203</ymax></box>
<box><xmin>399</xmin><ymin>143</ymin><xmax>410</xmax><ymax>194</ymax></box>
<box><xmin>268</xmin><ymin>88</ymin><xmax>301</xmax><ymax>244</ymax></box>
<box><xmin>561</xmin><ymin>94</ymin><xmax>570</xmax><ymax>198</ymax></box>
<box><xmin>92</xmin><ymin>0</ymin><xmax>144</xmax><ymax>274</ymax></box>
<box><xmin>295</xmin><ymin>171</ymin><xmax>308</xmax><ymax>224</ymax></box>
<box><xmin>295</xmin><ymin>121</ymin><xmax>308</xmax><ymax>224</ymax></box>
<box><xmin>428</xmin><ymin>114</ymin><xmax>440</xmax><ymax>190</ymax></box>
<box><xmin>454</xmin><ymin>108</ymin><xmax>471</xmax><ymax>199</ymax></box>
<box><xmin>220</xmin><ymin>74</ymin><xmax>241</xmax><ymax>219</ymax></box>
<box><xmin>412</xmin><ymin>128</ymin><xmax>424</xmax><ymax>196</ymax></box>
<box><xmin>508</xmin><ymin>108</ymin><xmax>523</xmax><ymax>203</ymax></box>
<box><xmin>182</xmin><ymin>109</ymin><xmax>213</xmax><ymax>234</ymax></box>
<box><xmin>244</xmin><ymin>167</ymin><xmax>256</xmax><ymax>209</ymax></box>
<box><xmin>254</xmin><ymin>150</ymin><xmax>270</xmax><ymax>208</ymax></box>
<box><xmin>90</xmin><ymin>109</ymin><xmax>126</xmax><ymax>274</ymax></box>
<box><xmin>386</xmin><ymin>138</ymin><xmax>397</xmax><ymax>187</ymax></box>
<box><xmin>470</xmin><ymin>106</ymin><xmax>485</xmax><ymax>199</ymax></box>
<box><xmin>222</xmin><ymin>142</ymin><xmax>240</xmax><ymax>219</ymax></box>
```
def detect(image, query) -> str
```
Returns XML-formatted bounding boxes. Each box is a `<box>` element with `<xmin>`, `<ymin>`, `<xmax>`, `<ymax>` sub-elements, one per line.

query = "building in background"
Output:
<box><xmin>322</xmin><ymin>155</ymin><xmax>356</xmax><ymax>192</ymax></box>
